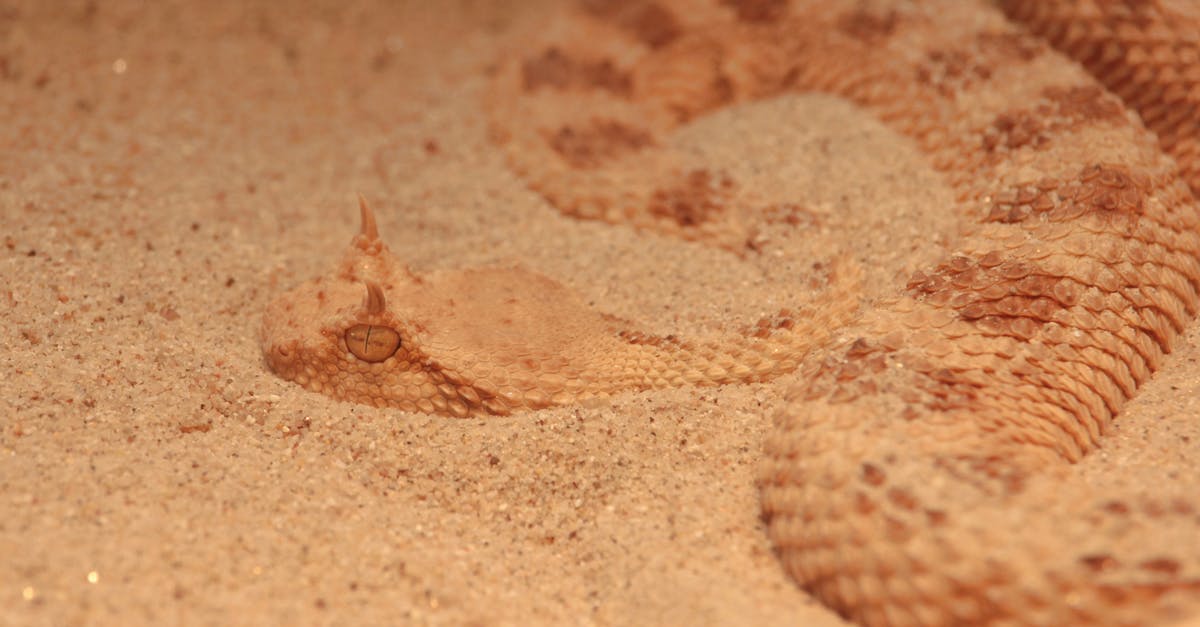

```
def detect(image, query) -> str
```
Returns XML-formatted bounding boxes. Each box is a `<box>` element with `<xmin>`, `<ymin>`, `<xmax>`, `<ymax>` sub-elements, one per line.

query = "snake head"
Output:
<box><xmin>259</xmin><ymin>196</ymin><xmax>444</xmax><ymax>410</ymax></box>
<box><xmin>261</xmin><ymin>195</ymin><xmax>571</xmax><ymax>417</ymax></box>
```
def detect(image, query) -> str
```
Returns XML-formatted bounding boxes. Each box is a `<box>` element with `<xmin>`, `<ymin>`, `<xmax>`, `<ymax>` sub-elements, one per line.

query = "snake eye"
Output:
<box><xmin>346</xmin><ymin>281</ymin><xmax>399</xmax><ymax>362</ymax></box>
<box><xmin>345</xmin><ymin>324</ymin><xmax>401</xmax><ymax>362</ymax></box>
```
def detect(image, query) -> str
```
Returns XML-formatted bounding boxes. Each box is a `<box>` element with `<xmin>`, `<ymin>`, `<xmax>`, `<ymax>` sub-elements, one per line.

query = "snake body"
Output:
<box><xmin>262</xmin><ymin>1</ymin><xmax>1200</xmax><ymax>623</ymax></box>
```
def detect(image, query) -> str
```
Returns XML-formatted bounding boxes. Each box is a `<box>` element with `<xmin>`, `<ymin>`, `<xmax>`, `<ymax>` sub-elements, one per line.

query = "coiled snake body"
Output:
<box><xmin>262</xmin><ymin>1</ymin><xmax>1200</xmax><ymax>624</ymax></box>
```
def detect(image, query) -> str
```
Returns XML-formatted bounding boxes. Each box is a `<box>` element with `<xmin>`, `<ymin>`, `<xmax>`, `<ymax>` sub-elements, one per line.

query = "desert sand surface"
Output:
<box><xmin>1</xmin><ymin>2</ymin><xmax>1197</xmax><ymax>626</ymax></box>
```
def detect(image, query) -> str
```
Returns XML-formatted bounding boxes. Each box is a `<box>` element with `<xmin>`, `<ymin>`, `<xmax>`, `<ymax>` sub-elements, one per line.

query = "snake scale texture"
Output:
<box><xmin>262</xmin><ymin>1</ymin><xmax>1200</xmax><ymax>624</ymax></box>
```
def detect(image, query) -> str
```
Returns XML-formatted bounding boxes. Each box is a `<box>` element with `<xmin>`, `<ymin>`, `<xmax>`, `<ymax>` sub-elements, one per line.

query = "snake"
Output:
<box><xmin>260</xmin><ymin>1</ymin><xmax>1200</xmax><ymax>624</ymax></box>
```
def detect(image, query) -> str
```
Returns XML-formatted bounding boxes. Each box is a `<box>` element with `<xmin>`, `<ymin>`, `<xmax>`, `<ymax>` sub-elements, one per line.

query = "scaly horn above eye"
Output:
<box><xmin>358</xmin><ymin>192</ymin><xmax>379</xmax><ymax>241</ymax></box>
<box><xmin>364</xmin><ymin>281</ymin><xmax>386</xmax><ymax>315</ymax></box>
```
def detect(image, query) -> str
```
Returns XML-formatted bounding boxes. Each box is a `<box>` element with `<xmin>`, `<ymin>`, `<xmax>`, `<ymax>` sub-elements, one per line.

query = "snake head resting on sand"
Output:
<box><xmin>260</xmin><ymin>195</ymin><xmax>857</xmax><ymax>417</ymax></box>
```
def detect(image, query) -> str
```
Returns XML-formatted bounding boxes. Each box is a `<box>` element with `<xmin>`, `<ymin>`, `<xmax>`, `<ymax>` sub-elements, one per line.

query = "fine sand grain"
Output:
<box><xmin>2</xmin><ymin>2</ymin><xmax>1197</xmax><ymax>626</ymax></box>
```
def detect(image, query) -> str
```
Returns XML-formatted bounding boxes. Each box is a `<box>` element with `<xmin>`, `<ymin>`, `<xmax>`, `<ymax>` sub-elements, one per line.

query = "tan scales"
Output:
<box><xmin>261</xmin><ymin>0</ymin><xmax>1200</xmax><ymax>625</ymax></box>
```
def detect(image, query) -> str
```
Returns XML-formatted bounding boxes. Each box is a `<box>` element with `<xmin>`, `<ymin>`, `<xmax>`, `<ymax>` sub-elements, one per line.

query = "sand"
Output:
<box><xmin>2</xmin><ymin>2</ymin><xmax>1197</xmax><ymax>626</ymax></box>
